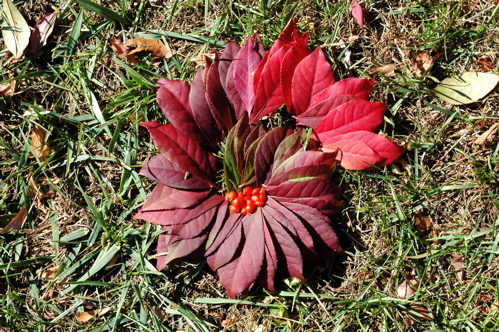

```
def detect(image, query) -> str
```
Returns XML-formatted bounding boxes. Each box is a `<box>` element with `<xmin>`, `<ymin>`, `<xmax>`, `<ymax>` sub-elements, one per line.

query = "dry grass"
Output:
<box><xmin>1</xmin><ymin>0</ymin><xmax>498</xmax><ymax>331</ymax></box>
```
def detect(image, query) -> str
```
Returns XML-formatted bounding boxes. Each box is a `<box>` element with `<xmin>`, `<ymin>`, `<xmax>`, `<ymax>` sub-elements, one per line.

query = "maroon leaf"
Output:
<box><xmin>190</xmin><ymin>70</ymin><xmax>221</xmax><ymax>146</ymax></box>
<box><xmin>156</xmin><ymin>78</ymin><xmax>205</xmax><ymax>143</ymax></box>
<box><xmin>206</xmin><ymin>216</ymin><xmax>243</xmax><ymax>270</ymax></box>
<box><xmin>157</xmin><ymin>232</ymin><xmax>208</xmax><ymax>268</ymax></box>
<box><xmin>30</xmin><ymin>12</ymin><xmax>57</xmax><ymax>53</ymax></box>
<box><xmin>315</xmin><ymin>100</ymin><xmax>386</xmax><ymax>141</ymax></box>
<box><xmin>219</xmin><ymin>41</ymin><xmax>240</xmax><ymax>90</ymax></box>
<box><xmin>204</xmin><ymin>54</ymin><xmax>234</xmax><ymax>135</ymax></box>
<box><xmin>138</xmin><ymin>184</ymin><xmax>211</xmax><ymax>211</ymax></box>
<box><xmin>294</xmin><ymin>95</ymin><xmax>361</xmax><ymax>128</ymax></box>
<box><xmin>269</xmin><ymin>151</ymin><xmax>336</xmax><ymax>185</ymax></box>
<box><xmin>170</xmin><ymin>203</ymin><xmax>219</xmax><ymax>239</ymax></box>
<box><xmin>292</xmin><ymin>47</ymin><xmax>335</xmax><ymax>115</ymax></box>
<box><xmin>140</xmin><ymin>154</ymin><xmax>211</xmax><ymax>190</ymax></box>
<box><xmin>352</xmin><ymin>0</ymin><xmax>365</xmax><ymax>28</ymax></box>
<box><xmin>322</xmin><ymin>131</ymin><xmax>405</xmax><ymax>169</ymax></box>
<box><xmin>142</xmin><ymin>122</ymin><xmax>217</xmax><ymax>185</ymax></box>
<box><xmin>216</xmin><ymin>210</ymin><xmax>266</xmax><ymax>298</ymax></box>
<box><xmin>233</xmin><ymin>35</ymin><xmax>263</xmax><ymax>114</ymax></box>
<box><xmin>313</xmin><ymin>78</ymin><xmax>375</xmax><ymax>107</ymax></box>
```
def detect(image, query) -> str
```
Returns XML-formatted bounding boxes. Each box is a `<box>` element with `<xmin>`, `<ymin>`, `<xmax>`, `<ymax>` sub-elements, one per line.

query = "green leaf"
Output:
<box><xmin>1</xmin><ymin>0</ymin><xmax>30</xmax><ymax>58</ymax></box>
<box><xmin>74</xmin><ymin>0</ymin><xmax>129</xmax><ymax>25</ymax></box>
<box><xmin>434</xmin><ymin>72</ymin><xmax>499</xmax><ymax>105</ymax></box>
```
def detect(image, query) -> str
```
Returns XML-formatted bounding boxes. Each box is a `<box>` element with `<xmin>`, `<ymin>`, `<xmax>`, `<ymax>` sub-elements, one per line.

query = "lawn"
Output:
<box><xmin>1</xmin><ymin>0</ymin><xmax>499</xmax><ymax>331</ymax></box>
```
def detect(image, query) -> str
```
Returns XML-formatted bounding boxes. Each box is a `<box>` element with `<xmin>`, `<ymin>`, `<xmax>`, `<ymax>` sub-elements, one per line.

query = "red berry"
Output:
<box><xmin>243</xmin><ymin>187</ymin><xmax>253</xmax><ymax>197</ymax></box>
<box><xmin>225</xmin><ymin>191</ymin><xmax>237</xmax><ymax>202</ymax></box>
<box><xmin>252</xmin><ymin>188</ymin><xmax>260</xmax><ymax>195</ymax></box>
<box><xmin>245</xmin><ymin>201</ymin><xmax>256</xmax><ymax>214</ymax></box>
<box><xmin>229</xmin><ymin>205</ymin><xmax>240</xmax><ymax>213</ymax></box>
<box><xmin>481</xmin><ymin>295</ymin><xmax>488</xmax><ymax>301</ymax></box>
<box><xmin>255</xmin><ymin>199</ymin><xmax>265</xmax><ymax>207</ymax></box>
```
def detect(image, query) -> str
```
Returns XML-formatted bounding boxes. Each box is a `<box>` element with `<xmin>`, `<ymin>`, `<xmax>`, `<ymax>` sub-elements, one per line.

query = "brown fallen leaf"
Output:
<box><xmin>31</xmin><ymin>125</ymin><xmax>51</xmax><ymax>163</ymax></box>
<box><xmin>414</xmin><ymin>211</ymin><xmax>433</xmax><ymax>236</ymax></box>
<box><xmin>2</xmin><ymin>204</ymin><xmax>27</xmax><ymax>234</ymax></box>
<box><xmin>41</xmin><ymin>265</ymin><xmax>60</xmax><ymax>280</ymax></box>
<box><xmin>397</xmin><ymin>276</ymin><xmax>419</xmax><ymax>299</ymax></box>
<box><xmin>474</xmin><ymin>123</ymin><xmax>499</xmax><ymax>146</ymax></box>
<box><xmin>110</xmin><ymin>37</ymin><xmax>138</xmax><ymax>64</ymax></box>
<box><xmin>0</xmin><ymin>81</ymin><xmax>15</xmax><ymax>97</ymax></box>
<box><xmin>371</xmin><ymin>64</ymin><xmax>396</xmax><ymax>76</ymax></box>
<box><xmin>76</xmin><ymin>307</ymin><xmax>111</xmax><ymax>324</ymax></box>
<box><xmin>125</xmin><ymin>37</ymin><xmax>172</xmax><ymax>59</ymax></box>
<box><xmin>411</xmin><ymin>51</ymin><xmax>433</xmax><ymax>76</ymax></box>
<box><xmin>477</xmin><ymin>53</ymin><xmax>495</xmax><ymax>70</ymax></box>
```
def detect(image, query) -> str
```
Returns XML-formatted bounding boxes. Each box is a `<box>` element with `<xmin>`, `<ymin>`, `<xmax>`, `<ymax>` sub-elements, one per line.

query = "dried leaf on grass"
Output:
<box><xmin>414</xmin><ymin>211</ymin><xmax>433</xmax><ymax>236</ymax></box>
<box><xmin>397</xmin><ymin>276</ymin><xmax>419</xmax><ymax>299</ymax></box>
<box><xmin>30</xmin><ymin>12</ymin><xmax>57</xmax><ymax>53</ymax></box>
<box><xmin>110</xmin><ymin>37</ymin><xmax>138</xmax><ymax>64</ymax></box>
<box><xmin>1</xmin><ymin>204</ymin><xmax>27</xmax><ymax>234</ymax></box>
<box><xmin>76</xmin><ymin>308</ymin><xmax>111</xmax><ymax>324</ymax></box>
<box><xmin>351</xmin><ymin>0</ymin><xmax>364</xmax><ymax>28</ymax></box>
<box><xmin>451</xmin><ymin>255</ymin><xmax>465</xmax><ymax>281</ymax></box>
<box><xmin>31</xmin><ymin>125</ymin><xmax>51</xmax><ymax>162</ymax></box>
<box><xmin>1</xmin><ymin>0</ymin><xmax>31</xmax><ymax>59</ymax></box>
<box><xmin>125</xmin><ymin>37</ymin><xmax>172</xmax><ymax>59</ymax></box>
<box><xmin>40</xmin><ymin>265</ymin><xmax>60</xmax><ymax>280</ymax></box>
<box><xmin>371</xmin><ymin>64</ymin><xmax>396</xmax><ymax>76</ymax></box>
<box><xmin>0</xmin><ymin>82</ymin><xmax>15</xmax><ymax>96</ymax></box>
<box><xmin>474</xmin><ymin>123</ymin><xmax>499</xmax><ymax>146</ymax></box>
<box><xmin>411</xmin><ymin>51</ymin><xmax>433</xmax><ymax>76</ymax></box>
<box><xmin>434</xmin><ymin>72</ymin><xmax>499</xmax><ymax>105</ymax></box>
<box><xmin>477</xmin><ymin>53</ymin><xmax>495</xmax><ymax>70</ymax></box>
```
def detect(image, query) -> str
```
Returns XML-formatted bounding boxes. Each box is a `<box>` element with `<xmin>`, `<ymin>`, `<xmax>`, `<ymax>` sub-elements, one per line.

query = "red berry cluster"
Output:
<box><xmin>224</xmin><ymin>187</ymin><xmax>267</xmax><ymax>215</ymax></box>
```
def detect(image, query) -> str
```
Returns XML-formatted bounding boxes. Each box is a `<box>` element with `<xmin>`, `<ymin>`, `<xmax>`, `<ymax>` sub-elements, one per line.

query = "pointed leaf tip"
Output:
<box><xmin>352</xmin><ymin>0</ymin><xmax>365</xmax><ymax>28</ymax></box>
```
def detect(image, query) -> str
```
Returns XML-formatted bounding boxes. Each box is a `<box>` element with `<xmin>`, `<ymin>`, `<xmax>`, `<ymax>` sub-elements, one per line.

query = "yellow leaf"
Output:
<box><xmin>1</xmin><ymin>0</ymin><xmax>31</xmax><ymax>59</ymax></box>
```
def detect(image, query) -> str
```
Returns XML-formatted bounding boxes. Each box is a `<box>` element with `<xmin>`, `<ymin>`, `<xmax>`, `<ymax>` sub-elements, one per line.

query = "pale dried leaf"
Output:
<box><xmin>397</xmin><ymin>276</ymin><xmax>419</xmax><ymax>299</ymax></box>
<box><xmin>474</xmin><ymin>123</ymin><xmax>499</xmax><ymax>146</ymax></box>
<box><xmin>110</xmin><ymin>37</ymin><xmax>138</xmax><ymax>64</ymax></box>
<box><xmin>76</xmin><ymin>308</ymin><xmax>111</xmax><ymax>324</ymax></box>
<box><xmin>31</xmin><ymin>125</ymin><xmax>51</xmax><ymax>162</ymax></box>
<box><xmin>372</xmin><ymin>64</ymin><xmax>396</xmax><ymax>76</ymax></box>
<box><xmin>41</xmin><ymin>265</ymin><xmax>60</xmax><ymax>280</ymax></box>
<box><xmin>451</xmin><ymin>255</ymin><xmax>465</xmax><ymax>281</ymax></box>
<box><xmin>125</xmin><ymin>37</ymin><xmax>172</xmax><ymax>59</ymax></box>
<box><xmin>1</xmin><ymin>0</ymin><xmax>31</xmax><ymax>59</ymax></box>
<box><xmin>0</xmin><ymin>82</ymin><xmax>15</xmax><ymax>96</ymax></box>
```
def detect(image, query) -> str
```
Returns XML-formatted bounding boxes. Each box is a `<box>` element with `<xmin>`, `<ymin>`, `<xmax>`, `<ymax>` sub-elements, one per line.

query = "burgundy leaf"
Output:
<box><xmin>159</xmin><ymin>233</ymin><xmax>208</xmax><ymax>267</ymax></box>
<box><xmin>313</xmin><ymin>78</ymin><xmax>375</xmax><ymax>107</ymax></box>
<box><xmin>322</xmin><ymin>136</ymin><xmax>386</xmax><ymax>170</ymax></box>
<box><xmin>30</xmin><ymin>12</ymin><xmax>56</xmax><ymax>53</ymax></box>
<box><xmin>254</xmin><ymin>127</ymin><xmax>294</xmax><ymax>186</ymax></box>
<box><xmin>138</xmin><ymin>184</ymin><xmax>211</xmax><ymax>211</ymax></box>
<box><xmin>135</xmin><ymin>194</ymin><xmax>223</xmax><ymax>226</ymax></box>
<box><xmin>142</xmin><ymin>122</ymin><xmax>217</xmax><ymax>185</ymax></box>
<box><xmin>352</xmin><ymin>0</ymin><xmax>365</xmax><ymax>28</ymax></box>
<box><xmin>315</xmin><ymin>100</ymin><xmax>386</xmax><ymax>140</ymax></box>
<box><xmin>233</xmin><ymin>35</ymin><xmax>263</xmax><ymax>114</ymax></box>
<box><xmin>219</xmin><ymin>41</ymin><xmax>240</xmax><ymax>89</ymax></box>
<box><xmin>271</xmin><ymin>130</ymin><xmax>308</xmax><ymax>173</ymax></box>
<box><xmin>156</xmin><ymin>78</ymin><xmax>205</xmax><ymax>143</ymax></box>
<box><xmin>225</xmin><ymin>61</ymin><xmax>246</xmax><ymax>118</ymax></box>
<box><xmin>269</xmin><ymin>151</ymin><xmax>336</xmax><ymax>185</ymax></box>
<box><xmin>292</xmin><ymin>47</ymin><xmax>335</xmax><ymax>115</ymax></box>
<box><xmin>204</xmin><ymin>54</ymin><xmax>234</xmax><ymax>135</ymax></box>
<box><xmin>205</xmin><ymin>204</ymin><xmax>239</xmax><ymax>255</ymax></box>
<box><xmin>261</xmin><ymin>225</ymin><xmax>278</xmax><ymax>291</ymax></box>
<box><xmin>206</xmin><ymin>217</ymin><xmax>243</xmax><ymax>270</ymax></box>
<box><xmin>217</xmin><ymin>210</ymin><xmax>266</xmax><ymax>298</ymax></box>
<box><xmin>190</xmin><ymin>70</ymin><xmax>221</xmax><ymax>146</ymax></box>
<box><xmin>170</xmin><ymin>203</ymin><xmax>219</xmax><ymax>239</ymax></box>
<box><xmin>140</xmin><ymin>154</ymin><xmax>211</xmax><ymax>190</ymax></box>
<box><xmin>322</xmin><ymin>131</ymin><xmax>405</xmax><ymax>169</ymax></box>
<box><xmin>294</xmin><ymin>94</ymin><xmax>361</xmax><ymax>128</ymax></box>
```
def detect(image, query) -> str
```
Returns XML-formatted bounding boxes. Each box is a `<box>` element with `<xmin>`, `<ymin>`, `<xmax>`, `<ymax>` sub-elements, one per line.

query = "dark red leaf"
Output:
<box><xmin>156</xmin><ymin>78</ymin><xmax>205</xmax><ymax>143</ymax></box>
<box><xmin>140</xmin><ymin>154</ymin><xmax>211</xmax><ymax>190</ymax></box>
<box><xmin>30</xmin><ymin>12</ymin><xmax>56</xmax><ymax>53</ymax></box>
<box><xmin>170</xmin><ymin>202</ymin><xmax>219</xmax><ymax>239</ymax></box>
<box><xmin>322</xmin><ymin>131</ymin><xmax>405</xmax><ymax>169</ymax></box>
<box><xmin>138</xmin><ymin>184</ymin><xmax>211</xmax><ymax>211</ymax></box>
<box><xmin>281</xmin><ymin>43</ymin><xmax>312</xmax><ymax>111</ymax></box>
<box><xmin>190</xmin><ymin>70</ymin><xmax>222</xmax><ymax>146</ymax></box>
<box><xmin>157</xmin><ymin>232</ymin><xmax>208</xmax><ymax>268</ymax></box>
<box><xmin>315</xmin><ymin>100</ymin><xmax>386</xmax><ymax>141</ymax></box>
<box><xmin>269</xmin><ymin>151</ymin><xmax>336</xmax><ymax>185</ymax></box>
<box><xmin>219</xmin><ymin>41</ymin><xmax>240</xmax><ymax>90</ymax></box>
<box><xmin>206</xmin><ymin>217</ymin><xmax>243</xmax><ymax>270</ymax></box>
<box><xmin>142</xmin><ymin>122</ymin><xmax>217</xmax><ymax>185</ymax></box>
<box><xmin>292</xmin><ymin>47</ymin><xmax>335</xmax><ymax>115</ymax></box>
<box><xmin>233</xmin><ymin>35</ymin><xmax>263</xmax><ymax>114</ymax></box>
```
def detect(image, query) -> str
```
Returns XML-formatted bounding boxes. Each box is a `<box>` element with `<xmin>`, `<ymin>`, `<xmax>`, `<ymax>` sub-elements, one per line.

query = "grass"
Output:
<box><xmin>1</xmin><ymin>0</ymin><xmax>499</xmax><ymax>331</ymax></box>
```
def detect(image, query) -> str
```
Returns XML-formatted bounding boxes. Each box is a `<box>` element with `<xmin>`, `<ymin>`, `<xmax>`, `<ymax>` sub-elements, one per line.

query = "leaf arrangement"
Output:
<box><xmin>135</xmin><ymin>20</ymin><xmax>404</xmax><ymax>298</ymax></box>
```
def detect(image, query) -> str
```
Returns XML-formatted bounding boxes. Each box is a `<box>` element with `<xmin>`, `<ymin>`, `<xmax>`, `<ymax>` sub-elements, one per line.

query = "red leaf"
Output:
<box><xmin>269</xmin><ymin>151</ymin><xmax>336</xmax><ymax>185</ymax></box>
<box><xmin>217</xmin><ymin>211</ymin><xmax>266</xmax><ymax>298</ymax></box>
<box><xmin>315</xmin><ymin>100</ymin><xmax>386</xmax><ymax>141</ymax></box>
<box><xmin>190</xmin><ymin>70</ymin><xmax>221</xmax><ymax>146</ymax></box>
<box><xmin>218</xmin><ymin>41</ymin><xmax>240</xmax><ymax>90</ymax></box>
<box><xmin>233</xmin><ymin>35</ymin><xmax>263</xmax><ymax>114</ymax></box>
<box><xmin>313</xmin><ymin>78</ymin><xmax>374</xmax><ymax>106</ymax></box>
<box><xmin>207</xmin><ymin>216</ymin><xmax>243</xmax><ymax>270</ymax></box>
<box><xmin>281</xmin><ymin>43</ymin><xmax>312</xmax><ymax>111</ymax></box>
<box><xmin>30</xmin><ymin>12</ymin><xmax>56</xmax><ymax>53</ymax></box>
<box><xmin>294</xmin><ymin>95</ymin><xmax>361</xmax><ymax>128</ymax></box>
<box><xmin>139</xmin><ymin>184</ymin><xmax>211</xmax><ymax>211</ymax></box>
<box><xmin>142</xmin><ymin>122</ymin><xmax>217</xmax><ymax>186</ymax></box>
<box><xmin>322</xmin><ymin>131</ymin><xmax>405</xmax><ymax>169</ymax></box>
<box><xmin>322</xmin><ymin>135</ymin><xmax>385</xmax><ymax>170</ymax></box>
<box><xmin>352</xmin><ymin>0</ymin><xmax>365</xmax><ymax>28</ymax></box>
<box><xmin>156</xmin><ymin>78</ymin><xmax>206</xmax><ymax>143</ymax></box>
<box><xmin>292</xmin><ymin>47</ymin><xmax>335</xmax><ymax>115</ymax></box>
<box><xmin>170</xmin><ymin>203</ymin><xmax>219</xmax><ymax>239</ymax></box>
<box><xmin>157</xmin><ymin>232</ymin><xmax>208</xmax><ymax>268</ymax></box>
<box><xmin>140</xmin><ymin>154</ymin><xmax>212</xmax><ymax>190</ymax></box>
<box><xmin>251</xmin><ymin>45</ymin><xmax>289</xmax><ymax>122</ymax></box>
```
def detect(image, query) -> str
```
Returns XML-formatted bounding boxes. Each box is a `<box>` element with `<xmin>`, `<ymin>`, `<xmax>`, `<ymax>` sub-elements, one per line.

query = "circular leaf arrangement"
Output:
<box><xmin>135</xmin><ymin>20</ymin><xmax>405</xmax><ymax>298</ymax></box>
